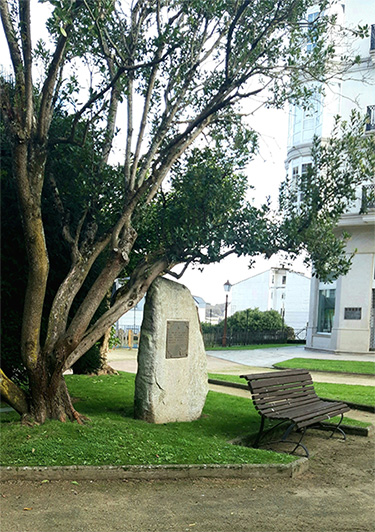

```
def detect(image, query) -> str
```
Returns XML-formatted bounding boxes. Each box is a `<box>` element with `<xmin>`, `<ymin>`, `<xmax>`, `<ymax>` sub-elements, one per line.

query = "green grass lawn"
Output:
<box><xmin>208</xmin><ymin>373</ymin><xmax>375</xmax><ymax>408</ymax></box>
<box><xmin>206</xmin><ymin>343</ymin><xmax>290</xmax><ymax>351</ymax></box>
<box><xmin>0</xmin><ymin>372</ymin><xmax>295</xmax><ymax>467</ymax></box>
<box><xmin>273</xmin><ymin>358</ymin><xmax>375</xmax><ymax>375</ymax></box>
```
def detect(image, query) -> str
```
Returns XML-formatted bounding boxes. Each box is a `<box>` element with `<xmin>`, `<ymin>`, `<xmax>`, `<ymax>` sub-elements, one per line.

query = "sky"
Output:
<box><xmin>1</xmin><ymin>1</ymin><xmax>310</xmax><ymax>306</ymax></box>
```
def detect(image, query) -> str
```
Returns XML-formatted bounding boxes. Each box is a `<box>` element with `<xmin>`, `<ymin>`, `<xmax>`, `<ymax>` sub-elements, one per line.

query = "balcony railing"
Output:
<box><xmin>371</xmin><ymin>24</ymin><xmax>375</xmax><ymax>51</ymax></box>
<box><xmin>366</xmin><ymin>105</ymin><xmax>375</xmax><ymax>132</ymax></box>
<box><xmin>361</xmin><ymin>184</ymin><xmax>375</xmax><ymax>212</ymax></box>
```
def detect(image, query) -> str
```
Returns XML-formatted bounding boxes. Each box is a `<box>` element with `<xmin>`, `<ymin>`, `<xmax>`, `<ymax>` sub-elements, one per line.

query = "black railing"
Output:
<box><xmin>371</xmin><ymin>24</ymin><xmax>375</xmax><ymax>51</ymax></box>
<box><xmin>202</xmin><ymin>329</ymin><xmax>290</xmax><ymax>348</ymax></box>
<box><xmin>361</xmin><ymin>184</ymin><xmax>375</xmax><ymax>212</ymax></box>
<box><xmin>366</xmin><ymin>105</ymin><xmax>375</xmax><ymax>132</ymax></box>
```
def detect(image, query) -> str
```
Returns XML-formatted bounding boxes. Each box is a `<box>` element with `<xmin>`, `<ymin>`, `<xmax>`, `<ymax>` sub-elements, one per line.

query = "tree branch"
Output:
<box><xmin>43</xmin><ymin>233</ymin><xmax>112</xmax><ymax>357</ymax></box>
<box><xmin>0</xmin><ymin>0</ymin><xmax>24</xmax><ymax>81</ymax></box>
<box><xmin>0</xmin><ymin>369</ymin><xmax>29</xmax><ymax>416</ymax></box>
<box><xmin>18</xmin><ymin>0</ymin><xmax>33</xmax><ymax>132</ymax></box>
<box><xmin>63</xmin><ymin>255</ymin><xmax>169</xmax><ymax>370</ymax></box>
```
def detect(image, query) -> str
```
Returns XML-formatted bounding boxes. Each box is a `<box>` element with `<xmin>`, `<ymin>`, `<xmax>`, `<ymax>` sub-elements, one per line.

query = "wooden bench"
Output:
<box><xmin>240</xmin><ymin>369</ymin><xmax>350</xmax><ymax>457</ymax></box>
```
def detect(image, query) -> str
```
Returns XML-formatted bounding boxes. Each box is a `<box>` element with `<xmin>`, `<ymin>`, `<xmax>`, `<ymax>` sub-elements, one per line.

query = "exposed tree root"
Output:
<box><xmin>97</xmin><ymin>363</ymin><xmax>119</xmax><ymax>376</ymax></box>
<box><xmin>72</xmin><ymin>409</ymin><xmax>90</xmax><ymax>424</ymax></box>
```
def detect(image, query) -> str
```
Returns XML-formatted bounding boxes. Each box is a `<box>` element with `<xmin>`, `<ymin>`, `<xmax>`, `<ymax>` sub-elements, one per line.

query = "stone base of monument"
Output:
<box><xmin>134</xmin><ymin>277</ymin><xmax>208</xmax><ymax>423</ymax></box>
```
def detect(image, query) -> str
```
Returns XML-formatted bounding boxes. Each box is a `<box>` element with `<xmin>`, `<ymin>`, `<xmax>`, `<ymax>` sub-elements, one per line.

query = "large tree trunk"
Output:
<box><xmin>28</xmin><ymin>368</ymin><xmax>87</xmax><ymax>424</ymax></box>
<box><xmin>1</xmin><ymin>365</ymin><xmax>86</xmax><ymax>424</ymax></box>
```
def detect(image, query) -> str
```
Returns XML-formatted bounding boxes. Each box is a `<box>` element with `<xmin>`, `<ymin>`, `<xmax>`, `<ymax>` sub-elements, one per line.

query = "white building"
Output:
<box><xmin>230</xmin><ymin>267</ymin><xmax>311</xmax><ymax>337</ymax></box>
<box><xmin>286</xmin><ymin>1</ymin><xmax>375</xmax><ymax>353</ymax></box>
<box><xmin>115</xmin><ymin>286</ymin><xmax>207</xmax><ymax>342</ymax></box>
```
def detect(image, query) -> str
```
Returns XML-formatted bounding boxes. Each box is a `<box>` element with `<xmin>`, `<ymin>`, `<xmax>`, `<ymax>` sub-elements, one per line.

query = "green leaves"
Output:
<box><xmin>279</xmin><ymin>111</ymin><xmax>375</xmax><ymax>281</ymax></box>
<box><xmin>133</xmin><ymin>145</ymin><xmax>270</xmax><ymax>266</ymax></box>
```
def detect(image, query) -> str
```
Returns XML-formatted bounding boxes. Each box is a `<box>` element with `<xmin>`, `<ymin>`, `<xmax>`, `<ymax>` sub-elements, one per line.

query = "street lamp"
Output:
<box><xmin>222</xmin><ymin>280</ymin><xmax>232</xmax><ymax>347</ymax></box>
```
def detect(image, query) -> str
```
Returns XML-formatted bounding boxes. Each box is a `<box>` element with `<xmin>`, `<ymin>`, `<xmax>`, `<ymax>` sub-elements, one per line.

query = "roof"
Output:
<box><xmin>193</xmin><ymin>296</ymin><xmax>206</xmax><ymax>307</ymax></box>
<box><xmin>232</xmin><ymin>267</ymin><xmax>310</xmax><ymax>286</ymax></box>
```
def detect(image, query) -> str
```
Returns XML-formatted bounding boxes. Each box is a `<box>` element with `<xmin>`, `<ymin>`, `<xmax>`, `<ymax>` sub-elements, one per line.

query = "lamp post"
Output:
<box><xmin>222</xmin><ymin>280</ymin><xmax>232</xmax><ymax>347</ymax></box>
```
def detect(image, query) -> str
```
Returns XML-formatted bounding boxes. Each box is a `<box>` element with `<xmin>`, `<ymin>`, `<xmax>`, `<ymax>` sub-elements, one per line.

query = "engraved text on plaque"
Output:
<box><xmin>166</xmin><ymin>320</ymin><xmax>189</xmax><ymax>359</ymax></box>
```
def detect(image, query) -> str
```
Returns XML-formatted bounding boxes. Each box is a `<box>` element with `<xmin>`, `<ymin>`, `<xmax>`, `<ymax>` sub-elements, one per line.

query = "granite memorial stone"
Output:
<box><xmin>134</xmin><ymin>277</ymin><xmax>208</xmax><ymax>423</ymax></box>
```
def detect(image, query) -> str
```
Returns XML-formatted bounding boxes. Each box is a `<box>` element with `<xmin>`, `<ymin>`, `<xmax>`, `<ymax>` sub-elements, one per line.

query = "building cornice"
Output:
<box><xmin>337</xmin><ymin>212</ymin><xmax>375</xmax><ymax>227</ymax></box>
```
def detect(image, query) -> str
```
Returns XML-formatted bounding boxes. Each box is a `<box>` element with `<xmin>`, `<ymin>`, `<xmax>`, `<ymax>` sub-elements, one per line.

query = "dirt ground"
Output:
<box><xmin>1</xmin><ymin>428</ymin><xmax>374</xmax><ymax>532</ymax></box>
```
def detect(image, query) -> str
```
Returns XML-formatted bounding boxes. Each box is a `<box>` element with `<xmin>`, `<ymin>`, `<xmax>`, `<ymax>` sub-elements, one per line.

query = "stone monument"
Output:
<box><xmin>134</xmin><ymin>277</ymin><xmax>208</xmax><ymax>423</ymax></box>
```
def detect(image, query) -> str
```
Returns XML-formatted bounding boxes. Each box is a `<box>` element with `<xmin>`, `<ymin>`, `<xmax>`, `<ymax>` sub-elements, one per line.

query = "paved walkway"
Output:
<box><xmin>108</xmin><ymin>347</ymin><xmax>375</xmax><ymax>387</ymax></box>
<box><xmin>206</xmin><ymin>344</ymin><xmax>375</xmax><ymax>368</ymax></box>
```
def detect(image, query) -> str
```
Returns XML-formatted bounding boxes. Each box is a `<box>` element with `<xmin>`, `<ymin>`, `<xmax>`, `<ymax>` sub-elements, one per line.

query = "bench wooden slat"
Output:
<box><xmin>263</xmin><ymin>400</ymin><xmax>347</xmax><ymax>421</ymax></box>
<box><xmin>249</xmin><ymin>374</ymin><xmax>313</xmax><ymax>391</ymax></box>
<box><xmin>240</xmin><ymin>369</ymin><xmax>309</xmax><ymax>381</ymax></box>
<box><xmin>252</xmin><ymin>384</ymin><xmax>316</xmax><ymax>401</ymax></box>
<box><xmin>259</xmin><ymin>396</ymin><xmax>322</xmax><ymax>416</ymax></box>
<box><xmin>297</xmin><ymin>406</ymin><xmax>350</xmax><ymax>429</ymax></box>
<box><xmin>292</xmin><ymin>402</ymin><xmax>350</xmax><ymax>424</ymax></box>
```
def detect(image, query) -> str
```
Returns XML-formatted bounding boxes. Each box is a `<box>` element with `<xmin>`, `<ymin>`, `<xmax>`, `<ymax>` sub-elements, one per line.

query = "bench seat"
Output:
<box><xmin>240</xmin><ymin>369</ymin><xmax>350</xmax><ymax>456</ymax></box>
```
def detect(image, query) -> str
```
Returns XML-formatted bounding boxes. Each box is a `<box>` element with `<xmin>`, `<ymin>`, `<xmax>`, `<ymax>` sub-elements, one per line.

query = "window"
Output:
<box><xmin>371</xmin><ymin>24</ymin><xmax>375</xmax><ymax>51</ymax></box>
<box><xmin>300</xmin><ymin>163</ymin><xmax>312</xmax><ymax>201</ymax></box>
<box><xmin>317</xmin><ymin>289</ymin><xmax>336</xmax><ymax>333</ymax></box>
<box><xmin>282</xmin><ymin>275</ymin><xmax>287</xmax><ymax>285</ymax></box>
<box><xmin>307</xmin><ymin>12</ymin><xmax>319</xmax><ymax>52</ymax></box>
<box><xmin>301</xmin><ymin>163</ymin><xmax>312</xmax><ymax>177</ymax></box>
<box><xmin>366</xmin><ymin>105</ymin><xmax>375</xmax><ymax>132</ymax></box>
<box><xmin>290</xmin><ymin>93</ymin><xmax>321</xmax><ymax>145</ymax></box>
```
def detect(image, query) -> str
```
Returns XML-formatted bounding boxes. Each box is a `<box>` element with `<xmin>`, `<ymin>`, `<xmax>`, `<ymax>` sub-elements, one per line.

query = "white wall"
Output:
<box><xmin>284</xmin><ymin>273</ymin><xmax>311</xmax><ymax>333</ymax></box>
<box><xmin>231</xmin><ymin>269</ymin><xmax>311</xmax><ymax>335</ymax></box>
<box><xmin>230</xmin><ymin>271</ymin><xmax>270</xmax><ymax>315</ymax></box>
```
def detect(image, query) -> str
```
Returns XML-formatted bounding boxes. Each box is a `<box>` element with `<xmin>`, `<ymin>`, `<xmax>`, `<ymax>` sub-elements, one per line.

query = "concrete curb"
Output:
<box><xmin>0</xmin><ymin>458</ymin><xmax>308</xmax><ymax>482</ymax></box>
<box><xmin>208</xmin><ymin>378</ymin><xmax>375</xmax><ymax>413</ymax></box>
<box><xmin>272</xmin><ymin>365</ymin><xmax>375</xmax><ymax>378</ymax></box>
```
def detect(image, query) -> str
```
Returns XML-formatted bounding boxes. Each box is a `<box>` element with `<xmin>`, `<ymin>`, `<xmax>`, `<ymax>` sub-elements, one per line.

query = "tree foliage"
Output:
<box><xmin>0</xmin><ymin>0</ymin><xmax>371</xmax><ymax>423</ymax></box>
<box><xmin>211</xmin><ymin>308</ymin><xmax>287</xmax><ymax>332</ymax></box>
<box><xmin>279</xmin><ymin>111</ymin><xmax>375</xmax><ymax>280</ymax></box>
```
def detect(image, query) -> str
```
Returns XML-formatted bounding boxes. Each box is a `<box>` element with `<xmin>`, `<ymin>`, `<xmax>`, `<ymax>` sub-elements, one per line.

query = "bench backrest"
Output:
<box><xmin>240</xmin><ymin>369</ymin><xmax>320</xmax><ymax>416</ymax></box>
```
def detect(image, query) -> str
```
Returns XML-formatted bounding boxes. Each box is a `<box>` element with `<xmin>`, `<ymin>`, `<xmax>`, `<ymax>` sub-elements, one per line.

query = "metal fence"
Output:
<box><xmin>202</xmin><ymin>329</ymin><xmax>289</xmax><ymax>347</ymax></box>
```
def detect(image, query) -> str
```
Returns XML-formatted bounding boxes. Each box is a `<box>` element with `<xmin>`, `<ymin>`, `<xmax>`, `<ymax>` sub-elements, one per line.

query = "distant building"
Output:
<box><xmin>116</xmin><ymin>297</ymin><xmax>145</xmax><ymax>335</ymax></box>
<box><xmin>205</xmin><ymin>303</ymin><xmax>225</xmax><ymax>325</ymax></box>
<box><xmin>285</xmin><ymin>1</ymin><xmax>375</xmax><ymax>353</ymax></box>
<box><xmin>114</xmin><ymin>280</ymin><xmax>207</xmax><ymax>345</ymax></box>
<box><xmin>193</xmin><ymin>296</ymin><xmax>207</xmax><ymax>323</ymax></box>
<box><xmin>230</xmin><ymin>267</ymin><xmax>311</xmax><ymax>337</ymax></box>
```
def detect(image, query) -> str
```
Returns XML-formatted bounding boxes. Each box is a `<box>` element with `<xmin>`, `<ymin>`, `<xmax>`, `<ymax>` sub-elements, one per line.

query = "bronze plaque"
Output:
<box><xmin>166</xmin><ymin>321</ymin><xmax>189</xmax><ymax>359</ymax></box>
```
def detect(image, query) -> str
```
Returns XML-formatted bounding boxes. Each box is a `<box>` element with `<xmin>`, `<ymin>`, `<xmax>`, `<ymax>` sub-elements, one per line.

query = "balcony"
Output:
<box><xmin>365</xmin><ymin>105</ymin><xmax>375</xmax><ymax>132</ymax></box>
<box><xmin>361</xmin><ymin>184</ymin><xmax>375</xmax><ymax>212</ymax></box>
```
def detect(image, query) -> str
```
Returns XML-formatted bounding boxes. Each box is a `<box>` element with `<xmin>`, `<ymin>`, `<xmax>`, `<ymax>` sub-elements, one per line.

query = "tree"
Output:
<box><xmin>225</xmin><ymin>308</ymin><xmax>286</xmax><ymax>332</ymax></box>
<box><xmin>0</xmin><ymin>0</ymin><xmax>368</xmax><ymax>423</ymax></box>
<box><xmin>279</xmin><ymin>111</ymin><xmax>375</xmax><ymax>280</ymax></box>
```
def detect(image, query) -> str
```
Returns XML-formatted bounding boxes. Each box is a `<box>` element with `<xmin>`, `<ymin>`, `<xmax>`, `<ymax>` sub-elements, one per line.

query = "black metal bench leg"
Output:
<box><xmin>254</xmin><ymin>416</ymin><xmax>265</xmax><ymax>448</ymax></box>
<box><xmin>331</xmin><ymin>413</ymin><xmax>346</xmax><ymax>440</ymax></box>
<box><xmin>281</xmin><ymin>424</ymin><xmax>310</xmax><ymax>458</ymax></box>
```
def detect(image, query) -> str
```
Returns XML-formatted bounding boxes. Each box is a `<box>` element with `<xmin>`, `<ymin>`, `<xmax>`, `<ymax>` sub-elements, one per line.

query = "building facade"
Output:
<box><xmin>286</xmin><ymin>1</ymin><xmax>375</xmax><ymax>353</ymax></box>
<box><xmin>230</xmin><ymin>267</ymin><xmax>311</xmax><ymax>337</ymax></box>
